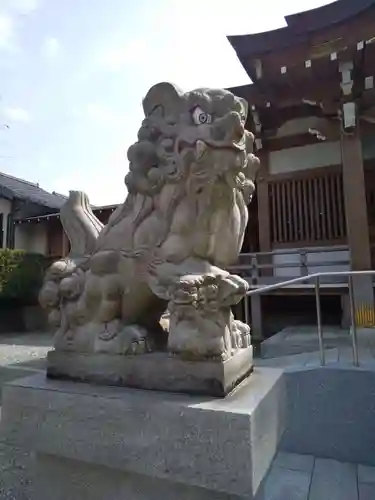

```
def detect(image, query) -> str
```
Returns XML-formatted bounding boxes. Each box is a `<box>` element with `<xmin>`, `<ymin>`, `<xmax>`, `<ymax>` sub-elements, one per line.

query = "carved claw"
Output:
<box><xmin>128</xmin><ymin>342</ymin><xmax>137</xmax><ymax>355</ymax></box>
<box><xmin>232</xmin><ymin>319</ymin><xmax>251</xmax><ymax>350</ymax></box>
<box><xmin>127</xmin><ymin>340</ymin><xmax>147</xmax><ymax>355</ymax></box>
<box><xmin>219</xmin><ymin>274</ymin><xmax>249</xmax><ymax>306</ymax></box>
<box><xmin>137</xmin><ymin>339</ymin><xmax>146</xmax><ymax>352</ymax></box>
<box><xmin>93</xmin><ymin>323</ymin><xmax>153</xmax><ymax>355</ymax></box>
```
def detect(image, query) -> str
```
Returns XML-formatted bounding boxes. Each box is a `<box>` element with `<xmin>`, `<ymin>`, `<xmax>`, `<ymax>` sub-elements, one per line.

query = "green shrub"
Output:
<box><xmin>0</xmin><ymin>249</ymin><xmax>47</xmax><ymax>304</ymax></box>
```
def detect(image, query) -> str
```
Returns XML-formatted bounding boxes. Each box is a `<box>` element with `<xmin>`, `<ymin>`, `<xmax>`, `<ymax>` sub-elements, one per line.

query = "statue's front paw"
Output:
<box><xmin>94</xmin><ymin>322</ymin><xmax>153</xmax><ymax>355</ymax></box>
<box><xmin>232</xmin><ymin>320</ymin><xmax>251</xmax><ymax>349</ymax></box>
<box><xmin>53</xmin><ymin>327</ymin><xmax>76</xmax><ymax>351</ymax></box>
<box><xmin>220</xmin><ymin>274</ymin><xmax>249</xmax><ymax>306</ymax></box>
<box><xmin>39</xmin><ymin>281</ymin><xmax>60</xmax><ymax>309</ymax></box>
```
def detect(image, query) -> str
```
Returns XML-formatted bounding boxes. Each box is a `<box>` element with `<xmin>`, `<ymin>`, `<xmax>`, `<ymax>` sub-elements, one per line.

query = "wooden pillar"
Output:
<box><xmin>341</xmin><ymin>127</ymin><xmax>371</xmax><ymax>270</ymax></box>
<box><xmin>250</xmin><ymin>294</ymin><xmax>263</xmax><ymax>344</ymax></box>
<box><xmin>338</xmin><ymin>61</ymin><xmax>374</xmax><ymax>326</ymax></box>
<box><xmin>341</xmin><ymin>125</ymin><xmax>374</xmax><ymax>324</ymax></box>
<box><xmin>250</xmin><ymin>149</ymin><xmax>271</xmax><ymax>343</ymax></box>
<box><xmin>257</xmin><ymin>150</ymin><xmax>271</xmax><ymax>254</ymax></box>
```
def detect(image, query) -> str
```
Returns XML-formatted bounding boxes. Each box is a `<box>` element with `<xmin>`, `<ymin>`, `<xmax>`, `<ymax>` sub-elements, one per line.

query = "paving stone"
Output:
<box><xmin>358</xmin><ymin>464</ymin><xmax>375</xmax><ymax>484</ymax></box>
<box><xmin>0</xmin><ymin>332</ymin><xmax>50</xmax><ymax>499</ymax></box>
<box><xmin>359</xmin><ymin>483</ymin><xmax>375</xmax><ymax>500</ymax></box>
<box><xmin>303</xmin><ymin>348</ymin><xmax>339</xmax><ymax>368</ymax></box>
<box><xmin>309</xmin><ymin>458</ymin><xmax>358</xmax><ymax>500</ymax></box>
<box><xmin>0</xmin><ymin>443</ymin><xmax>34</xmax><ymax>500</ymax></box>
<box><xmin>257</xmin><ymin>467</ymin><xmax>311</xmax><ymax>500</ymax></box>
<box><xmin>273</xmin><ymin>452</ymin><xmax>314</xmax><ymax>473</ymax></box>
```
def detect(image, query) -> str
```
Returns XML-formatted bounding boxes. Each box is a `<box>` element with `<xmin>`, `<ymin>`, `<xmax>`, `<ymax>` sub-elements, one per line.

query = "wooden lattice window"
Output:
<box><xmin>268</xmin><ymin>168</ymin><xmax>346</xmax><ymax>247</ymax></box>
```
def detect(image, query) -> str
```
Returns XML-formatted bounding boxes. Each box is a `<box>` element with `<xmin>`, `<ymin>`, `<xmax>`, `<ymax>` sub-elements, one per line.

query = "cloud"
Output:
<box><xmin>0</xmin><ymin>14</ymin><xmax>15</xmax><ymax>49</ymax></box>
<box><xmin>42</xmin><ymin>36</ymin><xmax>60</xmax><ymax>59</ymax></box>
<box><xmin>0</xmin><ymin>0</ymin><xmax>40</xmax><ymax>52</ymax></box>
<box><xmin>10</xmin><ymin>0</ymin><xmax>40</xmax><ymax>14</ymax></box>
<box><xmin>4</xmin><ymin>106</ymin><xmax>31</xmax><ymax>123</ymax></box>
<box><xmin>86</xmin><ymin>103</ymin><xmax>123</xmax><ymax>125</ymax></box>
<box><xmin>97</xmin><ymin>38</ymin><xmax>145</xmax><ymax>72</ymax></box>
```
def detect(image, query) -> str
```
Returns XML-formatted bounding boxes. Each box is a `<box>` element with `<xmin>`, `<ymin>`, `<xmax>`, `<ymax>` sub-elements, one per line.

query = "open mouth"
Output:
<box><xmin>195</xmin><ymin>138</ymin><xmax>247</xmax><ymax>161</ymax></box>
<box><xmin>177</xmin><ymin>135</ymin><xmax>247</xmax><ymax>160</ymax></box>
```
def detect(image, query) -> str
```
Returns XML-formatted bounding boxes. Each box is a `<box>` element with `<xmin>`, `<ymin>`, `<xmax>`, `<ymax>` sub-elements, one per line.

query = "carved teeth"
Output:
<box><xmin>195</xmin><ymin>140</ymin><xmax>207</xmax><ymax>161</ymax></box>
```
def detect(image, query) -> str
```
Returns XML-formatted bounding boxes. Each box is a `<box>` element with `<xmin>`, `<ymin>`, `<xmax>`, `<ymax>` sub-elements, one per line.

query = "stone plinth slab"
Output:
<box><xmin>0</xmin><ymin>368</ymin><xmax>285</xmax><ymax>499</ymax></box>
<box><xmin>46</xmin><ymin>347</ymin><xmax>254</xmax><ymax>397</ymax></box>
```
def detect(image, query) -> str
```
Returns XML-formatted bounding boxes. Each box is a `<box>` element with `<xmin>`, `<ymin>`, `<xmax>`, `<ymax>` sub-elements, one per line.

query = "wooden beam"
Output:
<box><xmin>258</xmin><ymin>103</ymin><xmax>322</xmax><ymax>133</ymax></box>
<box><xmin>264</xmin><ymin>163</ymin><xmax>341</xmax><ymax>182</ymax></box>
<box><xmin>263</xmin><ymin>128</ymin><xmax>340</xmax><ymax>152</ymax></box>
<box><xmin>243</xmin><ymin>76</ymin><xmax>342</xmax><ymax>109</ymax></box>
<box><xmin>264</xmin><ymin>134</ymin><xmax>322</xmax><ymax>152</ymax></box>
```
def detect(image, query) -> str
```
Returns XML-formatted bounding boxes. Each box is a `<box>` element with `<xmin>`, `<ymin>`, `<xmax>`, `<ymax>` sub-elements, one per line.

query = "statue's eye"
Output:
<box><xmin>192</xmin><ymin>106</ymin><xmax>212</xmax><ymax>125</ymax></box>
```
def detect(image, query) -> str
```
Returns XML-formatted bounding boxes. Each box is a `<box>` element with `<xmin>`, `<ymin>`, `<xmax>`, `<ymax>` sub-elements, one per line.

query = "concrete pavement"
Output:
<box><xmin>0</xmin><ymin>331</ymin><xmax>51</xmax><ymax>499</ymax></box>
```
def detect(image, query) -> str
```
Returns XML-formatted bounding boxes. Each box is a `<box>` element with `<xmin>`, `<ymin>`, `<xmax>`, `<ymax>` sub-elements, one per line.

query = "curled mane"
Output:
<box><xmin>98</xmin><ymin>110</ymin><xmax>191</xmax><ymax>251</ymax></box>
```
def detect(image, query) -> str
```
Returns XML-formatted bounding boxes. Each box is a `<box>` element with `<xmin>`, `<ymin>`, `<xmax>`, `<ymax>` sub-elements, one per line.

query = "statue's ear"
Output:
<box><xmin>142</xmin><ymin>82</ymin><xmax>183</xmax><ymax>118</ymax></box>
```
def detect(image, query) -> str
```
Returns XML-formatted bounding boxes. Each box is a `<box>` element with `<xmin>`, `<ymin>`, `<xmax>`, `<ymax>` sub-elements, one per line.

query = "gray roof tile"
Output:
<box><xmin>0</xmin><ymin>172</ymin><xmax>67</xmax><ymax>209</ymax></box>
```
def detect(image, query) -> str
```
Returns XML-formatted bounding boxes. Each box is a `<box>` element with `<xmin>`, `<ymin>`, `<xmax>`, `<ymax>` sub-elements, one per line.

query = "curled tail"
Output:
<box><xmin>60</xmin><ymin>190</ymin><xmax>104</xmax><ymax>259</ymax></box>
<box><xmin>39</xmin><ymin>190</ymin><xmax>101</xmax><ymax>328</ymax></box>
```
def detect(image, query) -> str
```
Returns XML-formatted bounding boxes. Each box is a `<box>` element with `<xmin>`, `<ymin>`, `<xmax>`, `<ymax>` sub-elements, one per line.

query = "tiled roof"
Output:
<box><xmin>20</xmin><ymin>204</ymin><xmax>119</xmax><ymax>222</ymax></box>
<box><xmin>228</xmin><ymin>0</ymin><xmax>375</xmax><ymax>57</ymax></box>
<box><xmin>0</xmin><ymin>172</ymin><xmax>67</xmax><ymax>209</ymax></box>
<box><xmin>285</xmin><ymin>0</ymin><xmax>375</xmax><ymax>34</ymax></box>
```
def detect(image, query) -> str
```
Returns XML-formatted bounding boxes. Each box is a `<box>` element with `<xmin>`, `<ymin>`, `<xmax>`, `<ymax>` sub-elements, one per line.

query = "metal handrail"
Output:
<box><xmin>244</xmin><ymin>270</ymin><xmax>375</xmax><ymax>367</ymax></box>
<box><xmin>238</xmin><ymin>245</ymin><xmax>349</xmax><ymax>258</ymax></box>
<box><xmin>231</xmin><ymin>246</ymin><xmax>351</xmax><ymax>284</ymax></box>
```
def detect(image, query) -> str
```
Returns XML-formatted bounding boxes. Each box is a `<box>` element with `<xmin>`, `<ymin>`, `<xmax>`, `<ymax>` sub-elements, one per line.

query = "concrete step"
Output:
<box><xmin>261</xmin><ymin>327</ymin><xmax>352</xmax><ymax>359</ymax></box>
<box><xmin>256</xmin><ymin>452</ymin><xmax>375</xmax><ymax>500</ymax></box>
<box><xmin>0</xmin><ymin>365</ymin><xmax>44</xmax><ymax>403</ymax></box>
<box><xmin>260</xmin><ymin>326</ymin><xmax>375</xmax><ymax>361</ymax></box>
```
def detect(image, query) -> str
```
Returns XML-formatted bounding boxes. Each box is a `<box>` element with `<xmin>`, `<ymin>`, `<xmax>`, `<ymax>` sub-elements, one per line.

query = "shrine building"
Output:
<box><xmin>227</xmin><ymin>0</ymin><xmax>375</xmax><ymax>340</ymax></box>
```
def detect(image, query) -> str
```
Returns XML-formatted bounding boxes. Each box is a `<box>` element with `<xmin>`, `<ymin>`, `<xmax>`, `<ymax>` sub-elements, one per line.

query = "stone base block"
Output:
<box><xmin>0</xmin><ymin>368</ymin><xmax>285</xmax><ymax>499</ymax></box>
<box><xmin>46</xmin><ymin>346</ymin><xmax>254</xmax><ymax>397</ymax></box>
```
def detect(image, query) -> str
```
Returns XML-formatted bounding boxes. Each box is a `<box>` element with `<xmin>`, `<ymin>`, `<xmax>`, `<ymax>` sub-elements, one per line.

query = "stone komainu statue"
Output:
<box><xmin>39</xmin><ymin>82</ymin><xmax>259</xmax><ymax>373</ymax></box>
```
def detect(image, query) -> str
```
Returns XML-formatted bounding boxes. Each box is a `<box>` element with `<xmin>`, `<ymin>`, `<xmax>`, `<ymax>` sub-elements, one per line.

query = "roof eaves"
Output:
<box><xmin>227</xmin><ymin>26</ymin><xmax>293</xmax><ymax>58</ymax></box>
<box><xmin>285</xmin><ymin>0</ymin><xmax>375</xmax><ymax>33</ymax></box>
<box><xmin>227</xmin><ymin>0</ymin><xmax>375</xmax><ymax>59</ymax></box>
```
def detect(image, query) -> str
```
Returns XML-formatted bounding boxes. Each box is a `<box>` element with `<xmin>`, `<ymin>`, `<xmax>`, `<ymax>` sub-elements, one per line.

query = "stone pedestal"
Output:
<box><xmin>0</xmin><ymin>369</ymin><xmax>285</xmax><ymax>500</ymax></box>
<box><xmin>46</xmin><ymin>347</ymin><xmax>254</xmax><ymax>398</ymax></box>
